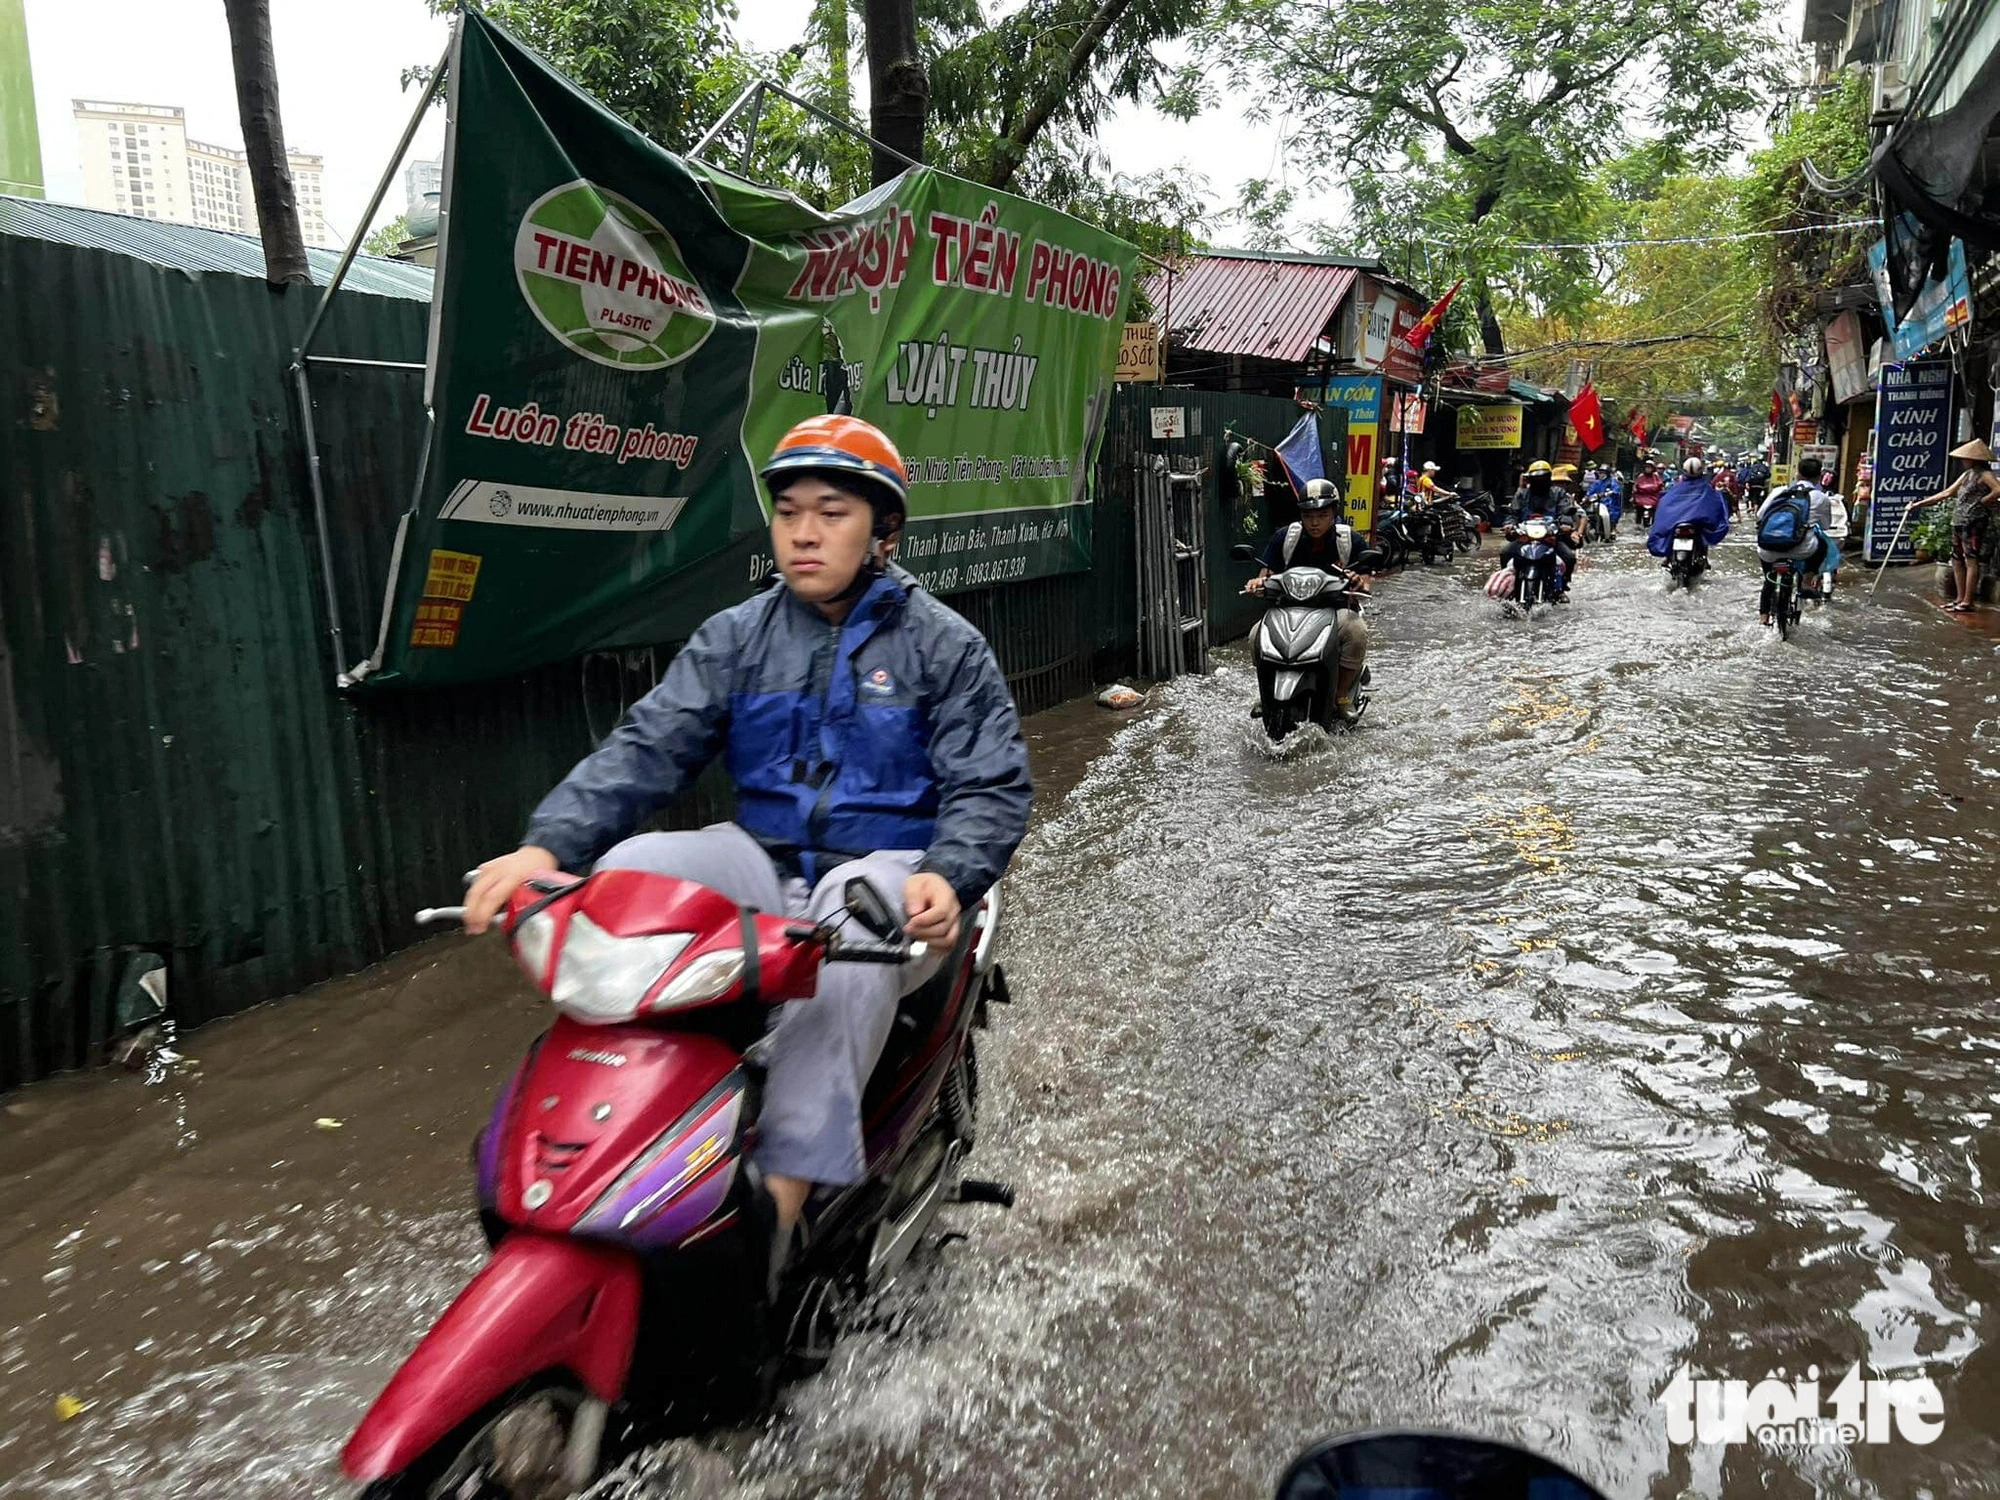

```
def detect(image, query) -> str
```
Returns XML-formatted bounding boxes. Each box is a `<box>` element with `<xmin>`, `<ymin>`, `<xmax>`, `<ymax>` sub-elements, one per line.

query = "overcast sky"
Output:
<box><xmin>23</xmin><ymin>0</ymin><xmax>1331</xmax><ymax>250</ymax></box>
<box><xmin>24</xmin><ymin>0</ymin><xmax>1795</xmax><ymax>251</ymax></box>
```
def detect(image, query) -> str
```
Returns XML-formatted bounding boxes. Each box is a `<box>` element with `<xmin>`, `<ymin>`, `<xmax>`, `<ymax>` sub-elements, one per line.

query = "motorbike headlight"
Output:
<box><xmin>510</xmin><ymin>908</ymin><xmax>557</xmax><ymax>989</ymax></box>
<box><xmin>551</xmin><ymin>914</ymin><xmax>693</xmax><ymax>1024</ymax></box>
<box><xmin>1281</xmin><ymin>571</ymin><xmax>1321</xmax><ymax>603</ymax></box>
<box><xmin>651</xmin><ymin>948</ymin><xmax>746</xmax><ymax>1011</ymax></box>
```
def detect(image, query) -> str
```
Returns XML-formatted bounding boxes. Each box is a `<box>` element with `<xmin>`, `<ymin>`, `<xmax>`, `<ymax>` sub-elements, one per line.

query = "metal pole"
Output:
<box><xmin>304</xmin><ymin>355</ymin><xmax>427</xmax><ymax>371</ymax></box>
<box><xmin>738</xmin><ymin>83</ymin><xmax>767</xmax><ymax>174</ymax></box>
<box><xmin>291</xmin><ymin>360</ymin><xmax>352</xmax><ymax>685</ymax></box>
<box><xmin>297</xmin><ymin>37</ymin><xmax>449</xmax><ymax>364</ymax></box>
<box><xmin>689</xmin><ymin>79</ymin><xmax>767</xmax><ymax>161</ymax></box>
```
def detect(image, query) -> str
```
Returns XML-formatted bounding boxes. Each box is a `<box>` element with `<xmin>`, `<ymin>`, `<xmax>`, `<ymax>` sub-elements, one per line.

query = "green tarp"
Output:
<box><xmin>362</xmin><ymin>12</ymin><xmax>1137</xmax><ymax>687</ymax></box>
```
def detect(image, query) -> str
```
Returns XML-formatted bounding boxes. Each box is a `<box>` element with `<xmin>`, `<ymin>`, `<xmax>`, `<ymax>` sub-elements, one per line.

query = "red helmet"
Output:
<box><xmin>759</xmin><ymin>415</ymin><xmax>909</xmax><ymax>526</ymax></box>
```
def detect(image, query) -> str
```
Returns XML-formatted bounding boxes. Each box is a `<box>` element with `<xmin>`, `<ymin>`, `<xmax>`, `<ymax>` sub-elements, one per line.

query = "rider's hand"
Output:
<box><xmin>464</xmin><ymin>846</ymin><xmax>559</xmax><ymax>934</ymax></box>
<box><xmin>1243</xmin><ymin>577</ymin><xmax>1265</xmax><ymax>596</ymax></box>
<box><xmin>903</xmin><ymin>872</ymin><xmax>961</xmax><ymax>947</ymax></box>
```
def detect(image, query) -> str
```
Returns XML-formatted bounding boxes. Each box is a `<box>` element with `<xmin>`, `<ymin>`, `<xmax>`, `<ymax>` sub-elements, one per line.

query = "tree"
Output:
<box><xmin>865</xmin><ymin>0</ymin><xmax>927</xmax><ymax>184</ymax></box>
<box><xmin>417</xmin><ymin>0</ymin><xmax>741</xmax><ymax>152</ymax></box>
<box><xmin>1215</xmin><ymin>0</ymin><xmax>1778</xmax><ymax>351</ymax></box>
<box><xmin>221</xmin><ymin>0</ymin><xmax>309</xmax><ymax>286</ymax></box>
<box><xmin>363</xmin><ymin>215</ymin><xmax>411</xmax><ymax>257</ymax></box>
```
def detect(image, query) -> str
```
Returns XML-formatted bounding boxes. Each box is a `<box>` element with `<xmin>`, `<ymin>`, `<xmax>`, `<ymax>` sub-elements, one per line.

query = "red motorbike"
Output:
<box><xmin>341</xmin><ymin>867</ymin><xmax>1012</xmax><ymax>1498</ymax></box>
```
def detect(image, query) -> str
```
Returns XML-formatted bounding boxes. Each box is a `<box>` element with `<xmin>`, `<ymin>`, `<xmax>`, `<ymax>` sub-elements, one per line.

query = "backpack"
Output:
<box><xmin>1757</xmin><ymin>485</ymin><xmax>1811</xmax><ymax>551</ymax></box>
<box><xmin>1282</xmin><ymin>521</ymin><xmax>1354</xmax><ymax>568</ymax></box>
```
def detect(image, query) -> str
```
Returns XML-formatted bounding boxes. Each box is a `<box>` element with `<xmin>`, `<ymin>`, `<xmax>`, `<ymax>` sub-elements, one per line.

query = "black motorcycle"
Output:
<box><xmin>1232</xmin><ymin>545</ymin><xmax>1382</xmax><ymax>738</ymax></box>
<box><xmin>1664</xmin><ymin>522</ymin><xmax>1708</xmax><ymax>590</ymax></box>
<box><xmin>1496</xmin><ymin>519</ymin><xmax>1564</xmax><ymax>616</ymax></box>
<box><xmin>1375</xmin><ymin>500</ymin><xmax>1447</xmax><ymax>567</ymax></box>
<box><xmin>1763</xmin><ymin>556</ymin><xmax>1806</xmax><ymax>639</ymax></box>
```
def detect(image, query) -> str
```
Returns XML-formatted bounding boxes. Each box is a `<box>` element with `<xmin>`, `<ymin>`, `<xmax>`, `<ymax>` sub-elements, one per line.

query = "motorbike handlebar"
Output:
<box><xmin>826</xmin><ymin>938</ymin><xmax>928</xmax><ymax>965</ymax></box>
<box><xmin>417</xmin><ymin>905</ymin><xmax>468</xmax><ymax>926</ymax></box>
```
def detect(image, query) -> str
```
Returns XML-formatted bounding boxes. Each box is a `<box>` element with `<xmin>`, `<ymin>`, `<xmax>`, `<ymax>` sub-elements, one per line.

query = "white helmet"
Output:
<box><xmin>1301</xmin><ymin>478</ymin><xmax>1341</xmax><ymax>512</ymax></box>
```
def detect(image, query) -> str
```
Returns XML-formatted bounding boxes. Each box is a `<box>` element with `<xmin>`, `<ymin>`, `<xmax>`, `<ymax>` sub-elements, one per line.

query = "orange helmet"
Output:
<box><xmin>759</xmin><ymin>415</ymin><xmax>909</xmax><ymax>527</ymax></box>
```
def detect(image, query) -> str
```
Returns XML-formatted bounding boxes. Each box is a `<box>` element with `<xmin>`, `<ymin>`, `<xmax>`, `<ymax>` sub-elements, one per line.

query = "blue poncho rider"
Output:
<box><xmin>462</xmin><ymin>413</ymin><xmax>1033</xmax><ymax>1258</ymax></box>
<box><xmin>1647</xmin><ymin>455</ymin><xmax>1732</xmax><ymax>563</ymax></box>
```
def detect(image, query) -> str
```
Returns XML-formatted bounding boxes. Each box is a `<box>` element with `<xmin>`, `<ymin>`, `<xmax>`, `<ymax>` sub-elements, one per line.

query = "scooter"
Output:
<box><xmin>1664</xmin><ymin>522</ymin><xmax>1708</xmax><ymax>590</ymax></box>
<box><xmin>1584</xmin><ymin>494</ymin><xmax>1616</xmax><ymax>543</ymax></box>
<box><xmin>1233</xmin><ymin>544</ymin><xmax>1382</xmax><ymax>739</ymax></box>
<box><xmin>1488</xmin><ymin>519</ymin><xmax>1565</xmax><ymax>616</ymax></box>
<box><xmin>342</xmin><ymin>869</ymin><xmax>1012</xmax><ymax>1498</ymax></box>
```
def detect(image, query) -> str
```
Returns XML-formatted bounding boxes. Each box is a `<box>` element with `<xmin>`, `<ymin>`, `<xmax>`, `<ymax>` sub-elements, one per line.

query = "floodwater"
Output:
<box><xmin>4</xmin><ymin>534</ymin><xmax>1999</xmax><ymax>1499</ymax></box>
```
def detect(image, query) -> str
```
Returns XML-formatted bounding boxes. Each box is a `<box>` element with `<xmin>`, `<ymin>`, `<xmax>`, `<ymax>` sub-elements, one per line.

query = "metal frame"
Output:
<box><xmin>290</xmin><ymin>34</ymin><xmax>452</xmax><ymax>687</ymax></box>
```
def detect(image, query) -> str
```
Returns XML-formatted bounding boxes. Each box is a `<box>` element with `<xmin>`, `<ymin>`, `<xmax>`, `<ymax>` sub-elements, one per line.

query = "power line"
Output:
<box><xmin>1419</xmin><ymin>217</ymin><xmax>1881</xmax><ymax>254</ymax></box>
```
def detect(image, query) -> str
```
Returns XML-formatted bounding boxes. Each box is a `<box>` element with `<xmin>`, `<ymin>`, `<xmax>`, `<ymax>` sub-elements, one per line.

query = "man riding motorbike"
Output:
<box><xmin>1647</xmin><ymin>455</ymin><xmax>1731</xmax><ymax>571</ymax></box>
<box><xmin>1245</xmin><ymin>477</ymin><xmax>1371</xmax><ymax>709</ymax></box>
<box><xmin>460</xmin><ymin>413</ymin><xmax>1032</xmax><ymax>1266</ymax></box>
<box><xmin>1498</xmin><ymin>459</ymin><xmax>1578</xmax><ymax>596</ymax></box>
<box><xmin>1584</xmin><ymin>465</ymin><xmax>1623</xmax><ymax>536</ymax></box>
<box><xmin>1756</xmin><ymin>455</ymin><xmax>1840</xmax><ymax>623</ymax></box>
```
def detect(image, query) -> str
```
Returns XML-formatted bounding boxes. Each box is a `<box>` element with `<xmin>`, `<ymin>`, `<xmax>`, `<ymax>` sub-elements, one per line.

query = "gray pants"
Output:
<box><xmin>597</xmin><ymin>823</ymin><xmax>942</xmax><ymax>1185</ymax></box>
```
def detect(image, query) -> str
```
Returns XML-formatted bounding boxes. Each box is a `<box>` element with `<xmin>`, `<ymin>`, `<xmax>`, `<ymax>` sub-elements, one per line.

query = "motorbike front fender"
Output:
<box><xmin>1272</xmin><ymin>669</ymin><xmax>1306</xmax><ymax>702</ymax></box>
<box><xmin>341</xmin><ymin>1232</ymin><xmax>642</xmax><ymax>1482</ymax></box>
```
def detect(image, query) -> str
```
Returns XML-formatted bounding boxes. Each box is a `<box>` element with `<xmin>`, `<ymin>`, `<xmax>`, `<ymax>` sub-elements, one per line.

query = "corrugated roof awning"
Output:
<box><xmin>0</xmin><ymin>195</ymin><xmax>435</xmax><ymax>301</ymax></box>
<box><xmin>1144</xmin><ymin>253</ymin><xmax>1359</xmax><ymax>365</ymax></box>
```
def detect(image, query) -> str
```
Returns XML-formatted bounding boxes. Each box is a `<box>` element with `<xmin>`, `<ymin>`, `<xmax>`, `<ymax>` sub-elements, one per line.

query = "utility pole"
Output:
<box><xmin>222</xmin><ymin>0</ymin><xmax>309</xmax><ymax>286</ymax></box>
<box><xmin>864</xmin><ymin>0</ymin><xmax>927</xmax><ymax>186</ymax></box>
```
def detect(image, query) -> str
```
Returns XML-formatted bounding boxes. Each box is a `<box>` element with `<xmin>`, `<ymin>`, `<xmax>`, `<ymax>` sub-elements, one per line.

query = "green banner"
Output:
<box><xmin>360</xmin><ymin>12</ymin><xmax>1136</xmax><ymax>688</ymax></box>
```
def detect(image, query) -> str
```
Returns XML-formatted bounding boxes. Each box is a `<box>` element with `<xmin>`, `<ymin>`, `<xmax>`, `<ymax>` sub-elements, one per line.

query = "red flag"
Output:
<box><xmin>1769</xmin><ymin>389</ymin><xmax>1782</xmax><ymax>427</ymax></box>
<box><xmin>1626</xmin><ymin>406</ymin><xmax>1648</xmax><ymax>447</ymax></box>
<box><xmin>1402</xmin><ymin>277</ymin><xmax>1465</xmax><ymax>353</ymax></box>
<box><xmin>1569</xmin><ymin>381</ymin><xmax>1606</xmax><ymax>452</ymax></box>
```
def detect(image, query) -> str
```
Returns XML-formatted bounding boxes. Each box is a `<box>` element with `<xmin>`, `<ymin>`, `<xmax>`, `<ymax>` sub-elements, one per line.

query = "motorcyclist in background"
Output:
<box><xmin>1499</xmin><ymin>460</ymin><xmax>1578</xmax><ymax>599</ymax></box>
<box><xmin>460</xmin><ymin>414</ymin><xmax>1032</xmax><ymax>1263</ymax></box>
<box><xmin>1584</xmin><ymin>465</ymin><xmax>1624</xmax><ymax>535</ymax></box>
<box><xmin>1631</xmin><ymin>459</ymin><xmax>1665</xmax><ymax>528</ymax></box>
<box><xmin>1648</xmin><ymin>455</ymin><xmax>1732</xmax><ymax>568</ymax></box>
<box><xmin>1245</xmin><ymin>477</ymin><xmax>1371</xmax><ymax>709</ymax></box>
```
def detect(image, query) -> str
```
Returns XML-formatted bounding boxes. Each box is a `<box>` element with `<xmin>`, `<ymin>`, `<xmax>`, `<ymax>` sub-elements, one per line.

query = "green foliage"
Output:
<box><xmin>362</xmin><ymin>214</ymin><xmax>411</xmax><ymax>256</ymax></box>
<box><xmin>1742</xmin><ymin>70</ymin><xmax>1873</xmax><ymax>340</ymax></box>
<box><xmin>1911</xmin><ymin>500</ymin><xmax>1954</xmax><ymax>558</ymax></box>
<box><xmin>419</xmin><ymin>0</ymin><xmax>740</xmax><ymax>152</ymax></box>
<box><xmin>1211</xmin><ymin>0</ymin><xmax>1782</xmax><ymax>329</ymax></box>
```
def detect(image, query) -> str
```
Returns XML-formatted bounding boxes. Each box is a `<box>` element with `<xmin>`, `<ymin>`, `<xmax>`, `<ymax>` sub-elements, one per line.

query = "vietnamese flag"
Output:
<box><xmin>1626</xmin><ymin>406</ymin><xmax>1648</xmax><ymax>447</ymax></box>
<box><xmin>1570</xmin><ymin>381</ymin><xmax>1606</xmax><ymax>452</ymax></box>
<box><xmin>1769</xmin><ymin>389</ymin><xmax>1783</xmax><ymax>427</ymax></box>
<box><xmin>1402</xmin><ymin>277</ymin><xmax>1465</xmax><ymax>353</ymax></box>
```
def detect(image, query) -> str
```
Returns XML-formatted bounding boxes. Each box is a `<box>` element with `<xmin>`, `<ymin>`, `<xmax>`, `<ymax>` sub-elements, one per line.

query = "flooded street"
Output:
<box><xmin>4</xmin><ymin>535</ymin><xmax>1999</xmax><ymax>1498</ymax></box>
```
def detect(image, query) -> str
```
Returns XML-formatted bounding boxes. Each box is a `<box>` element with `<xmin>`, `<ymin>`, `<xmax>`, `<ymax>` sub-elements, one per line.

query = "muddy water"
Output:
<box><xmin>4</xmin><ymin>539</ymin><xmax>1999</xmax><ymax>1498</ymax></box>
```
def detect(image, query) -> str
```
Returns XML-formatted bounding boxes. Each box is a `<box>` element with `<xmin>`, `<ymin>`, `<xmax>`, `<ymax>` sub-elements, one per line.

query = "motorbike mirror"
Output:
<box><xmin>1230</xmin><ymin>543</ymin><xmax>1258</xmax><ymax>561</ymax></box>
<box><xmin>1275</xmin><ymin>1431</ymin><xmax>1609</xmax><ymax>1500</ymax></box>
<box><xmin>844</xmin><ymin>877</ymin><xmax>901</xmax><ymax>941</ymax></box>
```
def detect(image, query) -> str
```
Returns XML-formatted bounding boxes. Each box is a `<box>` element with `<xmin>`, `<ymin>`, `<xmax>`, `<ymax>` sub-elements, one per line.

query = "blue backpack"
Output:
<box><xmin>1758</xmin><ymin>485</ymin><xmax>1811</xmax><ymax>551</ymax></box>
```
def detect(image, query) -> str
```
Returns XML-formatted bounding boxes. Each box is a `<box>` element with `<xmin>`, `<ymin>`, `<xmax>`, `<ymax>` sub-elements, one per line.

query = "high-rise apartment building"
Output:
<box><xmin>72</xmin><ymin>100</ymin><xmax>333</xmax><ymax>247</ymax></box>
<box><xmin>405</xmin><ymin>156</ymin><xmax>441</xmax><ymax>213</ymax></box>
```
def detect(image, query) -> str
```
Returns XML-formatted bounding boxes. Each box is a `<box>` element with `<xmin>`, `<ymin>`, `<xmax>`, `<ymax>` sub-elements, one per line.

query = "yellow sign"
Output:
<box><xmin>1770</xmin><ymin>463</ymin><xmax>1793</xmax><ymax>486</ymax></box>
<box><xmin>1457</xmin><ymin>403</ymin><xmax>1524</xmax><ymax>450</ymax></box>
<box><xmin>1116</xmin><ymin>321</ymin><xmax>1161</xmax><ymax>383</ymax></box>
<box><xmin>422</xmin><ymin>548</ymin><xmax>482</xmax><ymax>602</ymax></box>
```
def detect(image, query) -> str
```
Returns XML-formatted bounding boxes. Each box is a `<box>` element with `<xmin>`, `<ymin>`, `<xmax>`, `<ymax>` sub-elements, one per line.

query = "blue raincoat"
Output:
<box><xmin>1585</xmin><ymin>477</ymin><xmax>1623</xmax><ymax>525</ymax></box>
<box><xmin>1647</xmin><ymin>479</ymin><xmax>1732</xmax><ymax>557</ymax></box>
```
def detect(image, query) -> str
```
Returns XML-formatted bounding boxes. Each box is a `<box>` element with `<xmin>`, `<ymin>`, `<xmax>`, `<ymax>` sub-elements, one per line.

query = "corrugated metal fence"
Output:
<box><xmin>0</xmin><ymin>226</ymin><xmax>1307</xmax><ymax>1090</ymax></box>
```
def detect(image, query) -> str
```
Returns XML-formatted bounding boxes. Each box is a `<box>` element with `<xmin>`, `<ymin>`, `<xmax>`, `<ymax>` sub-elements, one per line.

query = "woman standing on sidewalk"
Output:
<box><xmin>1910</xmin><ymin>440</ymin><xmax>2000</xmax><ymax>612</ymax></box>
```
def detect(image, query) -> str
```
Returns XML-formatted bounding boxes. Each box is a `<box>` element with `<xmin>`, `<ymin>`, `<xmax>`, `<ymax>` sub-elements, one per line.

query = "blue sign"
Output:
<box><xmin>1868</xmin><ymin>232</ymin><xmax>1973</xmax><ymax>361</ymax></box>
<box><xmin>1869</xmin><ymin>359</ymin><xmax>1954</xmax><ymax>562</ymax></box>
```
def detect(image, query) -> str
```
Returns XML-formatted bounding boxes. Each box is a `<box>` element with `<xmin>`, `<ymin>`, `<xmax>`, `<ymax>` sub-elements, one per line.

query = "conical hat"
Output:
<box><xmin>1950</xmin><ymin>438</ymin><xmax>1995</xmax><ymax>461</ymax></box>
